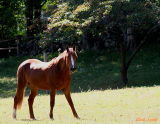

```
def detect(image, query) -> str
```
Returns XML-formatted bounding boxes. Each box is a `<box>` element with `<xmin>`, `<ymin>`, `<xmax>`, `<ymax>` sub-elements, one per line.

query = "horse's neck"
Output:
<box><xmin>50</xmin><ymin>53</ymin><xmax>70</xmax><ymax>73</ymax></box>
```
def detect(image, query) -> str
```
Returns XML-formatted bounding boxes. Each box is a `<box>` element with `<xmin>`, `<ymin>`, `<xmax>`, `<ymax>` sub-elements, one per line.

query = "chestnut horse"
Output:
<box><xmin>13</xmin><ymin>47</ymin><xmax>79</xmax><ymax>120</ymax></box>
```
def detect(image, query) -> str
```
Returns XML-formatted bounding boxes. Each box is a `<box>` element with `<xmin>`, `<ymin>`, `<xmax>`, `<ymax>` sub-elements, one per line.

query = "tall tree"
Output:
<box><xmin>25</xmin><ymin>0</ymin><xmax>34</xmax><ymax>37</ymax></box>
<box><xmin>0</xmin><ymin>0</ymin><xmax>23</xmax><ymax>39</ymax></box>
<box><xmin>108</xmin><ymin>0</ymin><xmax>160</xmax><ymax>85</ymax></box>
<box><xmin>25</xmin><ymin>0</ymin><xmax>47</xmax><ymax>37</ymax></box>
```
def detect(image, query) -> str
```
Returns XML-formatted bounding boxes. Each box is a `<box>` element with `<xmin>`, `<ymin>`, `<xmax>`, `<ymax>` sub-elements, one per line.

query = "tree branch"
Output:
<box><xmin>126</xmin><ymin>24</ymin><xmax>160</xmax><ymax>69</ymax></box>
<box><xmin>41</xmin><ymin>0</ymin><xmax>47</xmax><ymax>7</ymax></box>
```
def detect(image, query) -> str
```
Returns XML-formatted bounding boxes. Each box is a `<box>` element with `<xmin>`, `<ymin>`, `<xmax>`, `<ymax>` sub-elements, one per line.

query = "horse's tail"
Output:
<box><xmin>13</xmin><ymin>66</ymin><xmax>26</xmax><ymax>110</ymax></box>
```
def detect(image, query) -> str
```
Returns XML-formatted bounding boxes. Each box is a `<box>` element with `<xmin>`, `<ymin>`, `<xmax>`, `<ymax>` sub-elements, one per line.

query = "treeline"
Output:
<box><xmin>45</xmin><ymin>0</ymin><xmax>160</xmax><ymax>85</ymax></box>
<box><xmin>0</xmin><ymin>0</ymin><xmax>160</xmax><ymax>84</ymax></box>
<box><xmin>46</xmin><ymin>0</ymin><xmax>160</xmax><ymax>49</ymax></box>
<box><xmin>0</xmin><ymin>0</ymin><xmax>160</xmax><ymax>49</ymax></box>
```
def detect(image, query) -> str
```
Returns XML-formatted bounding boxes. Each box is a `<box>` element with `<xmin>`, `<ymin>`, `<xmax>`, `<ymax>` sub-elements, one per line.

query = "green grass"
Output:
<box><xmin>1</xmin><ymin>86</ymin><xmax>160</xmax><ymax>124</ymax></box>
<box><xmin>0</xmin><ymin>44</ymin><xmax>160</xmax><ymax>123</ymax></box>
<box><xmin>0</xmin><ymin>44</ymin><xmax>160</xmax><ymax>97</ymax></box>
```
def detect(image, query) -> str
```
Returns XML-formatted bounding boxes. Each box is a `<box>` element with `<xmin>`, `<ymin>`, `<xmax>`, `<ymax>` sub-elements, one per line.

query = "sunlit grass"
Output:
<box><xmin>0</xmin><ymin>77</ymin><xmax>16</xmax><ymax>82</ymax></box>
<box><xmin>1</xmin><ymin>86</ymin><xmax>160</xmax><ymax>124</ymax></box>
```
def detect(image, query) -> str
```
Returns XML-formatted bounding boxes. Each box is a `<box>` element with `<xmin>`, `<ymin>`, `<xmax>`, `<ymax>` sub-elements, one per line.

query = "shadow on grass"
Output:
<box><xmin>0</xmin><ymin>71</ymin><xmax>160</xmax><ymax>98</ymax></box>
<box><xmin>1</xmin><ymin>45</ymin><xmax>160</xmax><ymax>98</ymax></box>
<box><xmin>19</xmin><ymin>119</ymin><xmax>42</xmax><ymax>121</ymax></box>
<box><xmin>0</xmin><ymin>81</ymin><xmax>17</xmax><ymax>98</ymax></box>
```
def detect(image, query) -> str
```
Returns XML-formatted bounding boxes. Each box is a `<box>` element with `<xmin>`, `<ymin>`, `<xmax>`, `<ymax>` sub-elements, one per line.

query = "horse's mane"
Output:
<box><xmin>49</xmin><ymin>50</ymin><xmax>69</xmax><ymax>70</ymax></box>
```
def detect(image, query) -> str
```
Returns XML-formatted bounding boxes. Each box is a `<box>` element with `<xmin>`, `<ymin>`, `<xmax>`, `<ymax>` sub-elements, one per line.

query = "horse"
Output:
<box><xmin>13</xmin><ymin>46</ymin><xmax>79</xmax><ymax>120</ymax></box>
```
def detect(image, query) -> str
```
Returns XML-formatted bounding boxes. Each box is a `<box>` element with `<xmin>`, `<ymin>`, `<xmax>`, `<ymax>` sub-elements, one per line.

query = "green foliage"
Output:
<box><xmin>46</xmin><ymin>0</ymin><xmax>113</xmax><ymax>44</ymax></box>
<box><xmin>0</xmin><ymin>0</ymin><xmax>25</xmax><ymax>39</ymax></box>
<box><xmin>106</xmin><ymin>0</ymin><xmax>160</xmax><ymax>42</ymax></box>
<box><xmin>45</xmin><ymin>0</ymin><xmax>160</xmax><ymax>49</ymax></box>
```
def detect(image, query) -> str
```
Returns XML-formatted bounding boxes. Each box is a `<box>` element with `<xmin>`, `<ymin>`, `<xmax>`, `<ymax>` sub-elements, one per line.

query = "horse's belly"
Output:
<box><xmin>53</xmin><ymin>79</ymin><xmax>70</xmax><ymax>90</ymax></box>
<box><xmin>26</xmin><ymin>71</ymin><xmax>51</xmax><ymax>90</ymax></box>
<box><xmin>25</xmin><ymin>68</ymin><xmax>70</xmax><ymax>91</ymax></box>
<box><xmin>27</xmin><ymin>79</ymin><xmax>51</xmax><ymax>90</ymax></box>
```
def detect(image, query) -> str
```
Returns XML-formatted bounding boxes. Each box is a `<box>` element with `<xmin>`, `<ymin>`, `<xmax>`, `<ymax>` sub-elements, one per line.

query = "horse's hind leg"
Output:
<box><xmin>28</xmin><ymin>88</ymin><xmax>37</xmax><ymax>120</ymax></box>
<box><xmin>63</xmin><ymin>88</ymin><xmax>80</xmax><ymax>119</ymax></box>
<box><xmin>49</xmin><ymin>89</ymin><xmax>56</xmax><ymax>119</ymax></box>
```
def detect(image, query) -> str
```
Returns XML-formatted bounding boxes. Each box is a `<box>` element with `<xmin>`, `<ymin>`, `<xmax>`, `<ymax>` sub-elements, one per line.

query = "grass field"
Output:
<box><xmin>0</xmin><ymin>44</ymin><xmax>160</xmax><ymax>123</ymax></box>
<box><xmin>1</xmin><ymin>86</ymin><xmax>160</xmax><ymax>124</ymax></box>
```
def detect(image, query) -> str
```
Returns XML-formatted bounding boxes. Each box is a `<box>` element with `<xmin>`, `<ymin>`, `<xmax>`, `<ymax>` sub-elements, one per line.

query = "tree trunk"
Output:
<box><xmin>34</xmin><ymin>0</ymin><xmax>42</xmax><ymax>35</ymax></box>
<box><xmin>26</xmin><ymin>0</ymin><xmax>34</xmax><ymax>37</ymax></box>
<box><xmin>82</xmin><ymin>32</ymin><xmax>89</xmax><ymax>50</ymax></box>
<box><xmin>127</xmin><ymin>27</ymin><xmax>135</xmax><ymax>51</ymax></box>
<box><xmin>119</xmin><ymin>39</ymin><xmax>128</xmax><ymax>86</ymax></box>
<box><xmin>121</xmin><ymin>64</ymin><xmax>128</xmax><ymax>86</ymax></box>
<box><xmin>119</xmin><ymin>24</ymin><xmax>160</xmax><ymax>86</ymax></box>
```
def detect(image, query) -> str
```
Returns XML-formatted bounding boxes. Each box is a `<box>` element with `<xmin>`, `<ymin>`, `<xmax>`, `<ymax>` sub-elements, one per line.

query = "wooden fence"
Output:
<box><xmin>0</xmin><ymin>36</ymin><xmax>39</xmax><ymax>57</ymax></box>
<box><xmin>0</xmin><ymin>36</ymin><xmax>81</xmax><ymax>58</ymax></box>
<box><xmin>0</xmin><ymin>38</ymin><xmax>20</xmax><ymax>57</ymax></box>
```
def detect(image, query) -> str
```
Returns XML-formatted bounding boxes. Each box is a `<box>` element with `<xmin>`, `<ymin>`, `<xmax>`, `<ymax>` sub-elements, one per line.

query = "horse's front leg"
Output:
<box><xmin>28</xmin><ymin>89</ymin><xmax>37</xmax><ymax>120</ymax></box>
<box><xmin>49</xmin><ymin>89</ymin><xmax>56</xmax><ymax>119</ymax></box>
<box><xmin>63</xmin><ymin>88</ymin><xmax>80</xmax><ymax>119</ymax></box>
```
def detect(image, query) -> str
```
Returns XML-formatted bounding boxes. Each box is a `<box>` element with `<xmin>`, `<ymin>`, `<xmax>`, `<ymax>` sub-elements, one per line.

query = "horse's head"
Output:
<box><xmin>66</xmin><ymin>46</ymin><xmax>78</xmax><ymax>72</ymax></box>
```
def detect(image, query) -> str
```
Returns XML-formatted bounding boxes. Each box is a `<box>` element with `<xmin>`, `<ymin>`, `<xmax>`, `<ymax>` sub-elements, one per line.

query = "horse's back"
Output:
<box><xmin>18</xmin><ymin>59</ymin><xmax>40</xmax><ymax>69</ymax></box>
<box><xmin>17</xmin><ymin>59</ymin><xmax>42</xmax><ymax>80</ymax></box>
<box><xmin>16</xmin><ymin>59</ymin><xmax>40</xmax><ymax>87</ymax></box>
<box><xmin>17</xmin><ymin>59</ymin><xmax>51</xmax><ymax>89</ymax></box>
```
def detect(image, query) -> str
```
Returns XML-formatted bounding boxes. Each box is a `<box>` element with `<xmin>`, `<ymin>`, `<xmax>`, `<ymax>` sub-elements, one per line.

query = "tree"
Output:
<box><xmin>0</xmin><ymin>0</ymin><xmax>24</xmax><ymax>39</ymax></box>
<box><xmin>25</xmin><ymin>0</ymin><xmax>34</xmax><ymax>37</ymax></box>
<box><xmin>25</xmin><ymin>0</ymin><xmax>48</xmax><ymax>37</ymax></box>
<box><xmin>107</xmin><ymin>0</ymin><xmax>160</xmax><ymax>85</ymax></box>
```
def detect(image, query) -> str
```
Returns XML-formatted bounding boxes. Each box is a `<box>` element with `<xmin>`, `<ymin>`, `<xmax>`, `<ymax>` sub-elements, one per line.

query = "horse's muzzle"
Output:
<box><xmin>71</xmin><ymin>67</ymin><xmax>77</xmax><ymax>72</ymax></box>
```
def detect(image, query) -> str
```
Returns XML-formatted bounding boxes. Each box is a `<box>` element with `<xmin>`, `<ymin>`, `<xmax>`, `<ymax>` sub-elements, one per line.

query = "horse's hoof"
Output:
<box><xmin>12</xmin><ymin>114</ymin><xmax>16</xmax><ymax>120</ymax></box>
<box><xmin>50</xmin><ymin>116</ymin><xmax>54</xmax><ymax>120</ymax></box>
<box><xmin>77</xmin><ymin>117</ymin><xmax>80</xmax><ymax>119</ymax></box>
<box><xmin>49</xmin><ymin>114</ymin><xmax>54</xmax><ymax>120</ymax></box>
<box><xmin>12</xmin><ymin>116</ymin><xmax>16</xmax><ymax>120</ymax></box>
<box><xmin>12</xmin><ymin>109</ymin><xmax>17</xmax><ymax>119</ymax></box>
<box><xmin>31</xmin><ymin>118</ymin><xmax>36</xmax><ymax>120</ymax></box>
<box><xmin>75</xmin><ymin>116</ymin><xmax>80</xmax><ymax>119</ymax></box>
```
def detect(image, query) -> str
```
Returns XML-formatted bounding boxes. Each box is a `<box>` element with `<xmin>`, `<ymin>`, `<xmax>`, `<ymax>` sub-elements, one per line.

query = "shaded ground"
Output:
<box><xmin>0</xmin><ymin>44</ymin><xmax>160</xmax><ymax>98</ymax></box>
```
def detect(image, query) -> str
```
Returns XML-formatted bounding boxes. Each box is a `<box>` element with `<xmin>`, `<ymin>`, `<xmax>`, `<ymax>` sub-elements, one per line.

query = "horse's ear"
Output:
<box><xmin>58</xmin><ymin>48</ymin><xmax>62</xmax><ymax>54</ymax></box>
<box><xmin>66</xmin><ymin>46</ymin><xmax>69</xmax><ymax>52</ymax></box>
<box><xmin>73</xmin><ymin>45</ymin><xmax>76</xmax><ymax>51</ymax></box>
